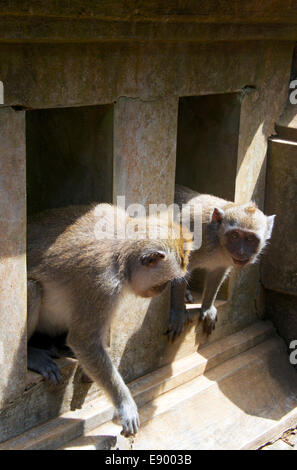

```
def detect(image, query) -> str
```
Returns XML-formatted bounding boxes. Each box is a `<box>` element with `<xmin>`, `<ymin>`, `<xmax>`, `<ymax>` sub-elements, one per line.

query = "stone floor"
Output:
<box><xmin>260</xmin><ymin>426</ymin><xmax>297</xmax><ymax>450</ymax></box>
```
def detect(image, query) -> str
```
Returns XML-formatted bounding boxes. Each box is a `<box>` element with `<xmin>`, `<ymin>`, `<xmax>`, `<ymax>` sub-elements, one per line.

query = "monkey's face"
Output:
<box><xmin>224</xmin><ymin>229</ymin><xmax>261</xmax><ymax>268</ymax></box>
<box><xmin>214</xmin><ymin>204</ymin><xmax>275</xmax><ymax>269</ymax></box>
<box><xmin>129</xmin><ymin>247</ymin><xmax>187</xmax><ymax>298</ymax></box>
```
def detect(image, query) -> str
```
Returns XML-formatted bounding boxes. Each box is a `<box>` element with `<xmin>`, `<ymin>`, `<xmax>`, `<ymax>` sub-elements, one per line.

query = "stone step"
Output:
<box><xmin>275</xmin><ymin>125</ymin><xmax>297</xmax><ymax>142</ymax></box>
<box><xmin>61</xmin><ymin>335</ymin><xmax>297</xmax><ymax>450</ymax></box>
<box><xmin>275</xmin><ymin>102</ymin><xmax>297</xmax><ymax>143</ymax></box>
<box><xmin>0</xmin><ymin>321</ymin><xmax>273</xmax><ymax>450</ymax></box>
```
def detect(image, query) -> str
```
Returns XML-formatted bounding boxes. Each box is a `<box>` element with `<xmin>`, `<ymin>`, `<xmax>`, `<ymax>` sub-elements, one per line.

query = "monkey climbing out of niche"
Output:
<box><xmin>27</xmin><ymin>203</ymin><xmax>192</xmax><ymax>436</ymax></box>
<box><xmin>167</xmin><ymin>185</ymin><xmax>275</xmax><ymax>340</ymax></box>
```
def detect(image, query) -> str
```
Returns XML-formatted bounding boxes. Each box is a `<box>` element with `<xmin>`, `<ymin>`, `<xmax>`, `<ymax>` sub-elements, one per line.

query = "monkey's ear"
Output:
<box><xmin>266</xmin><ymin>215</ymin><xmax>276</xmax><ymax>239</ymax></box>
<box><xmin>211</xmin><ymin>207</ymin><xmax>224</xmax><ymax>224</ymax></box>
<box><xmin>141</xmin><ymin>250</ymin><xmax>166</xmax><ymax>267</ymax></box>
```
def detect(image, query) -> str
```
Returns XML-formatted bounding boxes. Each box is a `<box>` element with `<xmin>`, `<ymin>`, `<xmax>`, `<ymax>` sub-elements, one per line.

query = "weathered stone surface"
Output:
<box><xmin>0</xmin><ymin>42</ymin><xmax>293</xmax><ymax>110</ymax></box>
<box><xmin>176</xmin><ymin>93</ymin><xmax>241</xmax><ymax>201</ymax></box>
<box><xmin>0</xmin><ymin>1</ymin><xmax>297</xmax><ymax>43</ymax></box>
<box><xmin>276</xmin><ymin>103</ymin><xmax>297</xmax><ymax>142</ymax></box>
<box><xmin>0</xmin><ymin>358</ymin><xmax>106</xmax><ymax>444</ymax></box>
<box><xmin>60</xmin><ymin>335</ymin><xmax>297</xmax><ymax>450</ymax></box>
<box><xmin>111</xmin><ymin>96</ymin><xmax>178</xmax><ymax>382</ymax></box>
<box><xmin>0</xmin><ymin>41</ymin><xmax>289</xmax><ymax>352</ymax></box>
<box><xmin>0</xmin><ymin>19</ymin><xmax>294</xmax><ymax>443</ymax></box>
<box><xmin>262</xmin><ymin>138</ymin><xmax>297</xmax><ymax>296</ymax></box>
<box><xmin>262</xmin><ymin>439</ymin><xmax>292</xmax><ymax>450</ymax></box>
<box><xmin>0</xmin><ymin>107</ymin><xmax>26</xmax><ymax>407</ymax></box>
<box><xmin>1</xmin><ymin>1</ymin><xmax>297</xmax><ymax>23</ymax></box>
<box><xmin>261</xmin><ymin>426</ymin><xmax>297</xmax><ymax>450</ymax></box>
<box><xmin>232</xmin><ymin>54</ymin><xmax>293</xmax><ymax>323</ymax></box>
<box><xmin>0</xmin><ymin>322</ymin><xmax>276</xmax><ymax>449</ymax></box>
<box><xmin>113</xmin><ymin>96</ymin><xmax>178</xmax><ymax>207</ymax></box>
<box><xmin>265</xmin><ymin>290</ymin><xmax>297</xmax><ymax>347</ymax></box>
<box><xmin>26</xmin><ymin>104</ymin><xmax>113</xmax><ymax>215</ymax></box>
<box><xmin>1</xmin><ymin>19</ymin><xmax>297</xmax><ymax>44</ymax></box>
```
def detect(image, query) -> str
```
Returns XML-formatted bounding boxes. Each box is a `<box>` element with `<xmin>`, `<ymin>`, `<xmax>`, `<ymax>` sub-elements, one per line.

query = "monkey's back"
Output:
<box><xmin>175</xmin><ymin>185</ymin><xmax>232</xmax><ymax>224</ymax></box>
<box><xmin>27</xmin><ymin>202</ymin><xmax>189</xmax><ymax>285</ymax></box>
<box><xmin>27</xmin><ymin>204</ymin><xmax>123</xmax><ymax>279</ymax></box>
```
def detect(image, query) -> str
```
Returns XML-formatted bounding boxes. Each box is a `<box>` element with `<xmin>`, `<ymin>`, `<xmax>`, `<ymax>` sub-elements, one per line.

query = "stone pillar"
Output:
<box><xmin>111</xmin><ymin>96</ymin><xmax>179</xmax><ymax>382</ymax></box>
<box><xmin>0</xmin><ymin>107</ymin><xmax>26</xmax><ymax>406</ymax></box>
<box><xmin>262</xmin><ymin>137</ymin><xmax>297</xmax><ymax>296</ymax></box>
<box><xmin>261</xmin><ymin>137</ymin><xmax>297</xmax><ymax>346</ymax></box>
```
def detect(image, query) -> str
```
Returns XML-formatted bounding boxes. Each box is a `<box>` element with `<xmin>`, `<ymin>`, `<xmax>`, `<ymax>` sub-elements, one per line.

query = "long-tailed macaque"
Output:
<box><xmin>167</xmin><ymin>185</ymin><xmax>275</xmax><ymax>340</ymax></box>
<box><xmin>27</xmin><ymin>203</ymin><xmax>192</xmax><ymax>436</ymax></box>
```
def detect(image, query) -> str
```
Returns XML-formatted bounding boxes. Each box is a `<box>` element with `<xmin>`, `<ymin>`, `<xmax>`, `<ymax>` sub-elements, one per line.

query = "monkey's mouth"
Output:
<box><xmin>152</xmin><ymin>282</ymin><xmax>169</xmax><ymax>293</ymax></box>
<box><xmin>232</xmin><ymin>257</ymin><xmax>249</xmax><ymax>267</ymax></box>
<box><xmin>141</xmin><ymin>281</ymin><xmax>169</xmax><ymax>298</ymax></box>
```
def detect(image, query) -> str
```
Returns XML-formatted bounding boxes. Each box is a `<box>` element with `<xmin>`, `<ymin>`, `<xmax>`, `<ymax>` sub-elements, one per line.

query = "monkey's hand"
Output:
<box><xmin>199</xmin><ymin>305</ymin><xmax>218</xmax><ymax>336</ymax></box>
<box><xmin>118</xmin><ymin>396</ymin><xmax>140</xmax><ymax>437</ymax></box>
<box><xmin>166</xmin><ymin>308</ymin><xmax>197</xmax><ymax>342</ymax></box>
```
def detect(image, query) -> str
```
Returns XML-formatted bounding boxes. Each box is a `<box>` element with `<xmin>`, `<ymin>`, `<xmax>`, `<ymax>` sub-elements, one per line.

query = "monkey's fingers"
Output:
<box><xmin>202</xmin><ymin>316</ymin><xmax>217</xmax><ymax>337</ymax></box>
<box><xmin>165</xmin><ymin>309</ymin><xmax>198</xmax><ymax>342</ymax></box>
<box><xmin>118</xmin><ymin>398</ymin><xmax>140</xmax><ymax>437</ymax></box>
<box><xmin>185</xmin><ymin>289</ymin><xmax>195</xmax><ymax>304</ymax></box>
<box><xmin>28</xmin><ymin>348</ymin><xmax>64</xmax><ymax>385</ymax></box>
<box><xmin>46</xmin><ymin>369</ymin><xmax>63</xmax><ymax>385</ymax></box>
<box><xmin>165</xmin><ymin>324</ymin><xmax>183</xmax><ymax>343</ymax></box>
<box><xmin>42</xmin><ymin>361</ymin><xmax>63</xmax><ymax>385</ymax></box>
<box><xmin>121</xmin><ymin>415</ymin><xmax>140</xmax><ymax>437</ymax></box>
<box><xmin>165</xmin><ymin>315</ymin><xmax>198</xmax><ymax>343</ymax></box>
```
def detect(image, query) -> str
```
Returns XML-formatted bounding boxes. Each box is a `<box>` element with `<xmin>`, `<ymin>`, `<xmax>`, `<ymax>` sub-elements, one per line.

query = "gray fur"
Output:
<box><xmin>167</xmin><ymin>185</ymin><xmax>275</xmax><ymax>339</ymax></box>
<box><xmin>27</xmin><ymin>203</ymin><xmax>191</xmax><ymax>436</ymax></box>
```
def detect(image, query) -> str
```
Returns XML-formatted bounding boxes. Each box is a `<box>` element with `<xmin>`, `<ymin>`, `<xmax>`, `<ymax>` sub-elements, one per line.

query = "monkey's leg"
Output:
<box><xmin>200</xmin><ymin>268</ymin><xmax>229</xmax><ymax>336</ymax></box>
<box><xmin>166</xmin><ymin>279</ymin><xmax>197</xmax><ymax>342</ymax></box>
<box><xmin>27</xmin><ymin>279</ymin><xmax>63</xmax><ymax>385</ymax></box>
<box><xmin>67</xmin><ymin>329</ymin><xmax>139</xmax><ymax>437</ymax></box>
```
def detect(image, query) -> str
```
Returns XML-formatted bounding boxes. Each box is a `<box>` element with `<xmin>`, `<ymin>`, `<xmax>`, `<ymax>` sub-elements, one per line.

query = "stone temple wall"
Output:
<box><xmin>0</xmin><ymin>1</ymin><xmax>296</xmax><ymax>441</ymax></box>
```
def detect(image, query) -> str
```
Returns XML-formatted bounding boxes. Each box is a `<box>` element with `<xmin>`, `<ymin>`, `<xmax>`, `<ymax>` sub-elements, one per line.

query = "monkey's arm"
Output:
<box><xmin>166</xmin><ymin>279</ymin><xmax>195</xmax><ymax>341</ymax></box>
<box><xmin>200</xmin><ymin>267</ymin><xmax>229</xmax><ymax>335</ymax></box>
<box><xmin>67</xmin><ymin>323</ymin><xmax>139</xmax><ymax>437</ymax></box>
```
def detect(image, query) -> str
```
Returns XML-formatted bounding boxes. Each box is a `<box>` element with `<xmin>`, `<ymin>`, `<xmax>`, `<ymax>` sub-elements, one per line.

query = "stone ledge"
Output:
<box><xmin>1</xmin><ymin>1</ymin><xmax>297</xmax><ymax>24</ymax></box>
<box><xmin>0</xmin><ymin>18</ymin><xmax>297</xmax><ymax>43</ymax></box>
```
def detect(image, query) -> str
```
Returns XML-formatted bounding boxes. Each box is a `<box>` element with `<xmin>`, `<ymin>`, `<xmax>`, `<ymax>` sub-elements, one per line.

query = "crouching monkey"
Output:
<box><xmin>27</xmin><ymin>203</ymin><xmax>192</xmax><ymax>436</ymax></box>
<box><xmin>167</xmin><ymin>185</ymin><xmax>275</xmax><ymax>340</ymax></box>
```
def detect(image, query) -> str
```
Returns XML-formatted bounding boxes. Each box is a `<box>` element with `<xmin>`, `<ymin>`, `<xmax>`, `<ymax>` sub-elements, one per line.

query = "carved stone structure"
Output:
<box><xmin>0</xmin><ymin>1</ymin><xmax>296</xmax><ymax>449</ymax></box>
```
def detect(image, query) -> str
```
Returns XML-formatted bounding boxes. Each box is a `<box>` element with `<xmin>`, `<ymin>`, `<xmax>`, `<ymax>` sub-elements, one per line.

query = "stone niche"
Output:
<box><xmin>175</xmin><ymin>93</ymin><xmax>241</xmax><ymax>298</ymax></box>
<box><xmin>26</xmin><ymin>105</ymin><xmax>114</xmax><ymax>215</ymax></box>
<box><xmin>176</xmin><ymin>93</ymin><xmax>241</xmax><ymax>201</ymax></box>
<box><xmin>26</xmin><ymin>104</ymin><xmax>115</xmax><ymax>361</ymax></box>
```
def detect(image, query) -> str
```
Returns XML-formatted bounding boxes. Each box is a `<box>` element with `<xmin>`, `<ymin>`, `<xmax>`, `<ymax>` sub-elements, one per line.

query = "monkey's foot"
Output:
<box><xmin>166</xmin><ymin>309</ymin><xmax>197</xmax><ymax>342</ymax></box>
<box><xmin>199</xmin><ymin>306</ymin><xmax>218</xmax><ymax>336</ymax></box>
<box><xmin>118</xmin><ymin>397</ymin><xmax>140</xmax><ymax>437</ymax></box>
<box><xmin>185</xmin><ymin>289</ymin><xmax>195</xmax><ymax>304</ymax></box>
<box><xmin>28</xmin><ymin>347</ymin><xmax>63</xmax><ymax>385</ymax></box>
